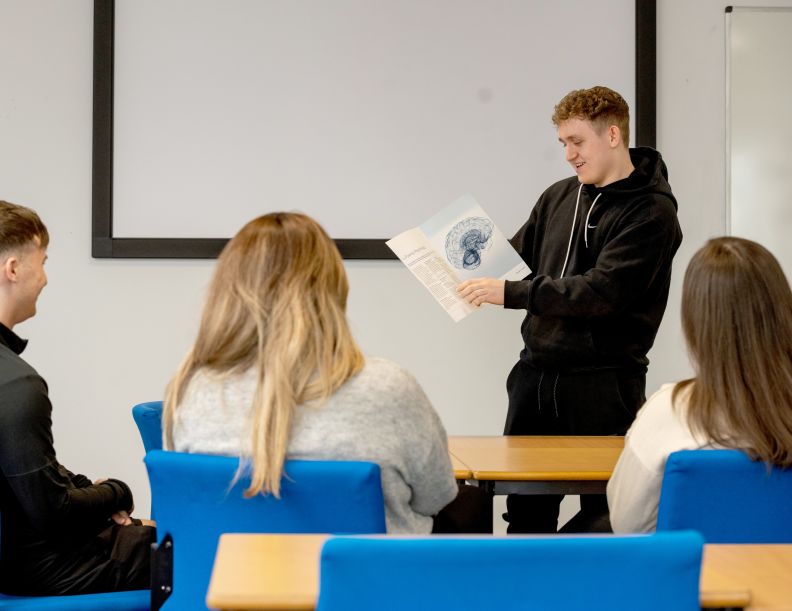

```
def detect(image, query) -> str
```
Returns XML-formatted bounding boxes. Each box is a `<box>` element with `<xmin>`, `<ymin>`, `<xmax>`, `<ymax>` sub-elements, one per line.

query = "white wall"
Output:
<box><xmin>649</xmin><ymin>0</ymin><xmax>792</xmax><ymax>394</ymax></box>
<box><xmin>1</xmin><ymin>0</ymin><xmax>787</xmax><ymax>517</ymax></box>
<box><xmin>729</xmin><ymin>8</ymin><xmax>792</xmax><ymax>276</ymax></box>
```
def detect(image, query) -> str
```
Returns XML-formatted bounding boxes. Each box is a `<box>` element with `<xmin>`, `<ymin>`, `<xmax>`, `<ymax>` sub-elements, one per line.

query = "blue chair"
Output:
<box><xmin>131</xmin><ymin>401</ymin><xmax>164</xmax><ymax>453</ymax></box>
<box><xmin>145</xmin><ymin>450</ymin><xmax>386</xmax><ymax>611</ymax></box>
<box><xmin>657</xmin><ymin>449</ymin><xmax>792</xmax><ymax>543</ymax></box>
<box><xmin>316</xmin><ymin>531</ymin><xmax>704</xmax><ymax>611</ymax></box>
<box><xmin>0</xmin><ymin>590</ymin><xmax>149</xmax><ymax>610</ymax></box>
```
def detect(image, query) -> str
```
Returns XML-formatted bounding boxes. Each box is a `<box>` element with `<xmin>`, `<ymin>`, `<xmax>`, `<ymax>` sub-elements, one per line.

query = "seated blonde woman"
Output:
<box><xmin>163</xmin><ymin>212</ymin><xmax>458</xmax><ymax>533</ymax></box>
<box><xmin>607</xmin><ymin>237</ymin><xmax>792</xmax><ymax>532</ymax></box>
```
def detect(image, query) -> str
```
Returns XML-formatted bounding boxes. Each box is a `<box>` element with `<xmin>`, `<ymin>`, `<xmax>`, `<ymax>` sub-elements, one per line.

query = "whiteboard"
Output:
<box><xmin>727</xmin><ymin>7</ymin><xmax>792</xmax><ymax>275</ymax></box>
<box><xmin>97</xmin><ymin>0</ymin><xmax>644</xmax><ymax>256</ymax></box>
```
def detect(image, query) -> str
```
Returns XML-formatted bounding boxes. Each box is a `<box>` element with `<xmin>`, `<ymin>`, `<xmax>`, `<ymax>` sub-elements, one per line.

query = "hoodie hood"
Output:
<box><xmin>584</xmin><ymin>147</ymin><xmax>678</xmax><ymax>211</ymax></box>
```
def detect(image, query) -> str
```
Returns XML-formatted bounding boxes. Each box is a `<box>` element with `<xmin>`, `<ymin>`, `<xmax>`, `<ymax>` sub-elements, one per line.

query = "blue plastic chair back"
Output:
<box><xmin>131</xmin><ymin>402</ymin><xmax>164</xmax><ymax>454</ymax></box>
<box><xmin>145</xmin><ymin>450</ymin><xmax>386</xmax><ymax>611</ymax></box>
<box><xmin>657</xmin><ymin>449</ymin><xmax>792</xmax><ymax>543</ymax></box>
<box><xmin>317</xmin><ymin>531</ymin><xmax>704</xmax><ymax>611</ymax></box>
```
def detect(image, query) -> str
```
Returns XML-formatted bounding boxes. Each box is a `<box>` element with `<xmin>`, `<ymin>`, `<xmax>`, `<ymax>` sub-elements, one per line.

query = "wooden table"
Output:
<box><xmin>448</xmin><ymin>435</ymin><xmax>624</xmax><ymax>495</ymax></box>
<box><xmin>700</xmin><ymin>545</ymin><xmax>792</xmax><ymax>610</ymax></box>
<box><xmin>207</xmin><ymin>534</ymin><xmax>792</xmax><ymax>611</ymax></box>
<box><xmin>449</xmin><ymin>451</ymin><xmax>472</xmax><ymax>480</ymax></box>
<box><xmin>207</xmin><ymin>534</ymin><xmax>323</xmax><ymax>611</ymax></box>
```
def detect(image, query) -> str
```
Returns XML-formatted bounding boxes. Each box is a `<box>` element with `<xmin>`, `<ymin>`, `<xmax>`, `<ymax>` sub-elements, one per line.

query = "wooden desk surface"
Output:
<box><xmin>207</xmin><ymin>534</ymin><xmax>324</xmax><ymax>611</ymax></box>
<box><xmin>208</xmin><ymin>534</ymin><xmax>790</xmax><ymax>611</ymax></box>
<box><xmin>449</xmin><ymin>452</ymin><xmax>472</xmax><ymax>480</ymax></box>
<box><xmin>701</xmin><ymin>544</ymin><xmax>792</xmax><ymax>610</ymax></box>
<box><xmin>448</xmin><ymin>435</ymin><xmax>624</xmax><ymax>481</ymax></box>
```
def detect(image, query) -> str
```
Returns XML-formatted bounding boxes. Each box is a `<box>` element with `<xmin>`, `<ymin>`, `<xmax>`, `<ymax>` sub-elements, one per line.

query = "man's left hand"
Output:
<box><xmin>457</xmin><ymin>278</ymin><xmax>505</xmax><ymax>306</ymax></box>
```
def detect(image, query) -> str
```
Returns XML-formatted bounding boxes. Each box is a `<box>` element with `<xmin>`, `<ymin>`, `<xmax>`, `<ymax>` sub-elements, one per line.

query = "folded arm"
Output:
<box><xmin>0</xmin><ymin>376</ymin><xmax>134</xmax><ymax>536</ymax></box>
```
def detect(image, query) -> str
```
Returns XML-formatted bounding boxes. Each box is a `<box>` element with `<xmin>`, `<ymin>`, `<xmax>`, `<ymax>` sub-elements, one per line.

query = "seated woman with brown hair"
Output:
<box><xmin>162</xmin><ymin>212</ymin><xmax>460</xmax><ymax>533</ymax></box>
<box><xmin>607</xmin><ymin>236</ymin><xmax>792</xmax><ymax>532</ymax></box>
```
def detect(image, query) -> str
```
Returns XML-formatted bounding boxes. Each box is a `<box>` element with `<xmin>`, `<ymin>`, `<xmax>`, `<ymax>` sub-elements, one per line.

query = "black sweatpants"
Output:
<box><xmin>2</xmin><ymin>523</ymin><xmax>156</xmax><ymax>596</ymax></box>
<box><xmin>503</xmin><ymin>360</ymin><xmax>645</xmax><ymax>534</ymax></box>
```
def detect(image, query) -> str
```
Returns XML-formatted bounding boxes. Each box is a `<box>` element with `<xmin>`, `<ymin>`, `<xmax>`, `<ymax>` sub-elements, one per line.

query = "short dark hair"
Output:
<box><xmin>552</xmin><ymin>86</ymin><xmax>630</xmax><ymax>147</ymax></box>
<box><xmin>0</xmin><ymin>201</ymin><xmax>49</xmax><ymax>254</ymax></box>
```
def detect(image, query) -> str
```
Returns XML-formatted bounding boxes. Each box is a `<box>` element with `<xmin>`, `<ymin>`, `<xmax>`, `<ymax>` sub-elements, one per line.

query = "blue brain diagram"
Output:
<box><xmin>445</xmin><ymin>217</ymin><xmax>494</xmax><ymax>271</ymax></box>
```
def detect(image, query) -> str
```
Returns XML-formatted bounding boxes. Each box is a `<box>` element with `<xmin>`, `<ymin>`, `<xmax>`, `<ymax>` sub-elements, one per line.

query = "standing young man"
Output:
<box><xmin>0</xmin><ymin>201</ymin><xmax>155</xmax><ymax>595</ymax></box>
<box><xmin>458</xmin><ymin>86</ymin><xmax>683</xmax><ymax>533</ymax></box>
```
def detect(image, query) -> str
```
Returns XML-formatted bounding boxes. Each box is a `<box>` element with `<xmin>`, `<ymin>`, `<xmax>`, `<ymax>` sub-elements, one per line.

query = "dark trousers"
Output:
<box><xmin>2</xmin><ymin>523</ymin><xmax>156</xmax><ymax>596</ymax></box>
<box><xmin>433</xmin><ymin>484</ymin><xmax>493</xmax><ymax>534</ymax></box>
<box><xmin>503</xmin><ymin>360</ymin><xmax>645</xmax><ymax>534</ymax></box>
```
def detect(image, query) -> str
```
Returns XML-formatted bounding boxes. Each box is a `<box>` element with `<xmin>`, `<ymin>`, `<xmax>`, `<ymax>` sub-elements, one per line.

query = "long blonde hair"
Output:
<box><xmin>163</xmin><ymin>212</ymin><xmax>364</xmax><ymax>496</ymax></box>
<box><xmin>673</xmin><ymin>237</ymin><xmax>792</xmax><ymax>466</ymax></box>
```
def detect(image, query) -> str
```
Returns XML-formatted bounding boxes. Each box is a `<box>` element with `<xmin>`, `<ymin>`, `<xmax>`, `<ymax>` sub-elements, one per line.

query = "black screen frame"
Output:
<box><xmin>92</xmin><ymin>0</ymin><xmax>656</xmax><ymax>259</ymax></box>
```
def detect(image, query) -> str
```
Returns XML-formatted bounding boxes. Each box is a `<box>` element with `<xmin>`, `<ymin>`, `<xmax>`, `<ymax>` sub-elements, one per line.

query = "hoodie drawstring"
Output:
<box><xmin>560</xmin><ymin>185</ymin><xmax>602</xmax><ymax>279</ymax></box>
<box><xmin>559</xmin><ymin>185</ymin><xmax>582</xmax><ymax>279</ymax></box>
<box><xmin>584</xmin><ymin>193</ymin><xmax>602</xmax><ymax>248</ymax></box>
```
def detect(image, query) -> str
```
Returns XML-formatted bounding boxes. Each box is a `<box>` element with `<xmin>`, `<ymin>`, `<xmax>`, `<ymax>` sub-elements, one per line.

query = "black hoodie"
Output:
<box><xmin>504</xmin><ymin>147</ymin><xmax>682</xmax><ymax>372</ymax></box>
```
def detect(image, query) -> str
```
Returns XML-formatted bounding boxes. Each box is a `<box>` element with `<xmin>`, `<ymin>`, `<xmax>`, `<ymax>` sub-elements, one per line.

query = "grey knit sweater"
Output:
<box><xmin>171</xmin><ymin>357</ymin><xmax>458</xmax><ymax>533</ymax></box>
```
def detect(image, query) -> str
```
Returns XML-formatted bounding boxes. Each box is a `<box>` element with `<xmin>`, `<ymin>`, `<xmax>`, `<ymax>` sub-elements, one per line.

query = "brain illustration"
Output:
<box><xmin>445</xmin><ymin>217</ymin><xmax>494</xmax><ymax>270</ymax></box>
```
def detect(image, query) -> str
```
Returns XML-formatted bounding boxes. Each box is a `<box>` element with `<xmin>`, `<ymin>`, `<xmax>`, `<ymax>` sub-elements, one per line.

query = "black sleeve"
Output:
<box><xmin>503</xmin><ymin>193</ymin><xmax>546</xmax><ymax>307</ymax></box>
<box><xmin>0</xmin><ymin>375</ymin><xmax>134</xmax><ymax>536</ymax></box>
<box><xmin>509</xmin><ymin>196</ymin><xmax>541</xmax><ymax>271</ymax></box>
<box><xmin>57</xmin><ymin>464</ymin><xmax>93</xmax><ymax>489</ymax></box>
<box><xmin>504</xmin><ymin>199</ymin><xmax>680</xmax><ymax>317</ymax></box>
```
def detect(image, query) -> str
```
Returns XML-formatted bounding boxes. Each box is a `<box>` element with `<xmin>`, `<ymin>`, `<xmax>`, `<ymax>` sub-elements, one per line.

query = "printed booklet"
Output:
<box><xmin>387</xmin><ymin>194</ymin><xmax>530</xmax><ymax>322</ymax></box>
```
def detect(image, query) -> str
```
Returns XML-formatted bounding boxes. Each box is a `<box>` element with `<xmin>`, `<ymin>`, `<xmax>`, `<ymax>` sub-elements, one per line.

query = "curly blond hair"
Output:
<box><xmin>552</xmin><ymin>86</ymin><xmax>630</xmax><ymax>147</ymax></box>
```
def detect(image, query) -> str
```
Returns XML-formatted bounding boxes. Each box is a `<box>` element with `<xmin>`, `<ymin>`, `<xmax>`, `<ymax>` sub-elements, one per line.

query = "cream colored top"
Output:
<box><xmin>607</xmin><ymin>383</ymin><xmax>715</xmax><ymax>533</ymax></box>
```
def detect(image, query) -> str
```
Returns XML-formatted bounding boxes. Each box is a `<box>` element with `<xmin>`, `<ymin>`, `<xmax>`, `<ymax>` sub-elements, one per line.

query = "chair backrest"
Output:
<box><xmin>316</xmin><ymin>532</ymin><xmax>704</xmax><ymax>611</ymax></box>
<box><xmin>145</xmin><ymin>450</ymin><xmax>386</xmax><ymax>611</ymax></box>
<box><xmin>131</xmin><ymin>401</ymin><xmax>164</xmax><ymax>454</ymax></box>
<box><xmin>657</xmin><ymin>449</ymin><xmax>792</xmax><ymax>543</ymax></box>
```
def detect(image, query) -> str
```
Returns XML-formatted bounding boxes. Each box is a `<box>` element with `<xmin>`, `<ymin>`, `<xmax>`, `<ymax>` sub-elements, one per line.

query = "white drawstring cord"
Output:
<box><xmin>584</xmin><ymin>193</ymin><xmax>602</xmax><ymax>248</ymax></box>
<box><xmin>559</xmin><ymin>184</ymin><xmax>583</xmax><ymax>279</ymax></box>
<box><xmin>552</xmin><ymin>373</ymin><xmax>560</xmax><ymax>418</ymax></box>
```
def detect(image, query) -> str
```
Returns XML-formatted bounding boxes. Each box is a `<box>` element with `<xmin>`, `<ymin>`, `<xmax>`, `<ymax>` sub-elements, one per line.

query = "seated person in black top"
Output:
<box><xmin>0</xmin><ymin>200</ymin><xmax>155</xmax><ymax>596</ymax></box>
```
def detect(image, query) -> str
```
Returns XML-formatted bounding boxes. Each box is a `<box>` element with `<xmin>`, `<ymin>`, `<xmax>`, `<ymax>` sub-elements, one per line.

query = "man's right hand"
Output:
<box><xmin>457</xmin><ymin>277</ymin><xmax>506</xmax><ymax>306</ymax></box>
<box><xmin>112</xmin><ymin>512</ymin><xmax>155</xmax><ymax>527</ymax></box>
<box><xmin>111</xmin><ymin>510</ymin><xmax>133</xmax><ymax>526</ymax></box>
